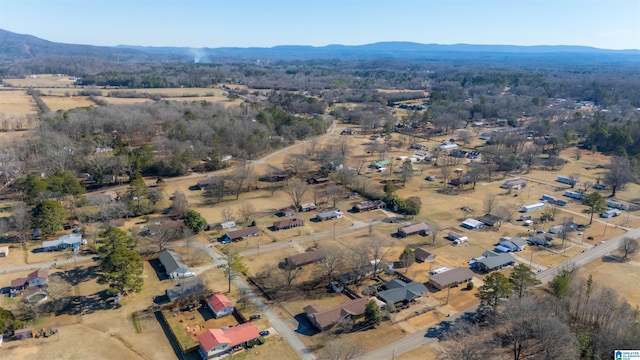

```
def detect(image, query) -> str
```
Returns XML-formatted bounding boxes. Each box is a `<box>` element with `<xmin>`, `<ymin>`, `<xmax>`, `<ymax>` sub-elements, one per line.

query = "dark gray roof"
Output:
<box><xmin>377</xmin><ymin>280</ymin><xmax>426</xmax><ymax>304</ymax></box>
<box><xmin>158</xmin><ymin>249</ymin><xmax>188</xmax><ymax>274</ymax></box>
<box><xmin>476</xmin><ymin>253</ymin><xmax>515</xmax><ymax>270</ymax></box>
<box><xmin>166</xmin><ymin>277</ymin><xmax>205</xmax><ymax>301</ymax></box>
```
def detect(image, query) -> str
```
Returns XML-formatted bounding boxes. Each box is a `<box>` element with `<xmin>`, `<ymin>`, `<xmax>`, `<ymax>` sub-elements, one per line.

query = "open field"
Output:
<box><xmin>0</xmin><ymin>90</ymin><xmax>37</xmax><ymax>117</ymax></box>
<box><xmin>40</xmin><ymin>95</ymin><xmax>95</xmax><ymax>111</ymax></box>
<box><xmin>2</xmin><ymin>74</ymin><xmax>77</xmax><ymax>88</ymax></box>
<box><xmin>576</xmin><ymin>252</ymin><xmax>640</xmax><ymax>308</ymax></box>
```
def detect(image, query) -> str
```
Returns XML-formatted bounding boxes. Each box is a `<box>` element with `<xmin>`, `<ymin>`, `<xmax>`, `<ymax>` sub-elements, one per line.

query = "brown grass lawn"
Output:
<box><xmin>0</xmin><ymin>90</ymin><xmax>37</xmax><ymax>117</ymax></box>
<box><xmin>2</xmin><ymin>74</ymin><xmax>77</xmax><ymax>87</ymax></box>
<box><xmin>576</xmin><ymin>252</ymin><xmax>640</xmax><ymax>308</ymax></box>
<box><xmin>40</xmin><ymin>95</ymin><xmax>95</xmax><ymax>111</ymax></box>
<box><xmin>395</xmin><ymin>344</ymin><xmax>440</xmax><ymax>360</ymax></box>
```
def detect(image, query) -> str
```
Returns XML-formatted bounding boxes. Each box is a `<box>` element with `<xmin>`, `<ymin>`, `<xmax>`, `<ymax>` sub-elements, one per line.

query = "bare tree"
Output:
<box><xmin>324</xmin><ymin>183</ymin><xmax>345</xmax><ymax>208</ymax></box>
<box><xmin>367</xmin><ymin>227</ymin><xmax>392</xmax><ymax>275</ymax></box>
<box><xmin>345</xmin><ymin>244</ymin><xmax>372</xmax><ymax>285</ymax></box>
<box><xmin>581</xmin><ymin>181</ymin><xmax>593</xmax><ymax>193</ymax></box>
<box><xmin>321</xmin><ymin>335</ymin><xmax>362</xmax><ymax>360</ymax></box>
<box><xmin>495</xmin><ymin>202</ymin><xmax>519</xmax><ymax>222</ymax></box>
<box><xmin>483</xmin><ymin>194</ymin><xmax>498</xmax><ymax>214</ymax></box>
<box><xmin>619</xmin><ymin>237</ymin><xmax>638</xmax><ymax>260</ymax></box>
<box><xmin>534</xmin><ymin>315</ymin><xmax>579</xmax><ymax>360</ymax></box>
<box><xmin>10</xmin><ymin>202</ymin><xmax>30</xmax><ymax>247</ymax></box>
<box><xmin>226</xmin><ymin>165</ymin><xmax>251</xmax><ymax>200</ymax></box>
<box><xmin>458</xmin><ymin>130</ymin><xmax>474</xmax><ymax>146</ymax></box>
<box><xmin>440</xmin><ymin>321</ymin><xmax>487</xmax><ymax>360</ymax></box>
<box><xmin>171</xmin><ymin>191</ymin><xmax>188</xmax><ymax>218</ymax></box>
<box><xmin>604</xmin><ymin>156</ymin><xmax>636</xmax><ymax>197</ymax></box>
<box><xmin>221</xmin><ymin>207</ymin><xmax>235</xmax><ymax>223</ymax></box>
<box><xmin>430</xmin><ymin>223</ymin><xmax>443</xmax><ymax>245</ymax></box>
<box><xmin>316</xmin><ymin>246</ymin><xmax>345</xmax><ymax>284</ymax></box>
<box><xmin>147</xmin><ymin>219</ymin><xmax>183</xmax><ymax>252</ymax></box>
<box><xmin>237</xmin><ymin>202</ymin><xmax>256</xmax><ymax>224</ymax></box>
<box><xmin>284</xmin><ymin>178</ymin><xmax>309</xmax><ymax>209</ymax></box>
<box><xmin>278</xmin><ymin>265</ymin><xmax>302</xmax><ymax>300</ymax></box>
<box><xmin>283</xmin><ymin>153</ymin><xmax>310</xmax><ymax>177</ymax></box>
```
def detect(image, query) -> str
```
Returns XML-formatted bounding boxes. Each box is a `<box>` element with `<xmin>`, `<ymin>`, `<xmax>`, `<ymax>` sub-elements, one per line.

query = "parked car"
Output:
<box><xmin>249</xmin><ymin>314</ymin><xmax>261</xmax><ymax>321</ymax></box>
<box><xmin>259</xmin><ymin>330</ymin><xmax>270</xmax><ymax>337</ymax></box>
<box><xmin>425</xmin><ymin>176</ymin><xmax>435</xmax><ymax>181</ymax></box>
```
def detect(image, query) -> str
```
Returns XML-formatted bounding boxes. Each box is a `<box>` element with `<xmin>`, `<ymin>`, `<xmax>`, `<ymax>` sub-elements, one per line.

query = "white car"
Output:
<box><xmin>181</xmin><ymin>272</ymin><xmax>196</xmax><ymax>278</ymax></box>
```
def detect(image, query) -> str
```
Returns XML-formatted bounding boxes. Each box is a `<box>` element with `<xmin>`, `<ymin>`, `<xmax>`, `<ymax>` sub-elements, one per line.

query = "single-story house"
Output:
<box><xmin>11</xmin><ymin>269</ymin><xmax>48</xmax><ymax>290</ymax></box>
<box><xmin>197</xmin><ymin>176</ymin><xmax>223</xmax><ymax>191</ymax></box>
<box><xmin>197</xmin><ymin>323</ymin><xmax>260</xmax><ymax>359</ymax></box>
<box><xmin>304</xmin><ymin>298</ymin><xmax>368</xmax><ymax>332</ymax></box>
<box><xmin>528</xmin><ymin>235</ymin><xmax>552</xmax><ymax>247</ymax></box>
<box><xmin>158</xmin><ymin>249</ymin><xmax>190</xmax><ymax>279</ymax></box>
<box><xmin>397</xmin><ymin>222</ymin><xmax>431</xmax><ymax>238</ymax></box>
<box><xmin>299</xmin><ymin>203</ymin><xmax>317</xmax><ymax>212</ymax></box>
<box><xmin>501</xmin><ymin>179</ymin><xmax>527</xmax><ymax>189</ymax></box>
<box><xmin>223</xmin><ymin>226</ymin><xmax>259</xmax><ymax>242</ymax></box>
<box><xmin>440</xmin><ymin>142</ymin><xmax>458</xmax><ymax>151</ymax></box>
<box><xmin>277</xmin><ymin>207</ymin><xmax>296</xmax><ymax>217</ymax></box>
<box><xmin>496</xmin><ymin>237</ymin><xmax>527</xmax><ymax>252</ymax></box>
<box><xmin>477</xmin><ymin>214</ymin><xmax>503</xmax><ymax>228</ymax></box>
<box><xmin>429</xmin><ymin>267</ymin><xmax>474</xmax><ymax>290</ymax></box>
<box><xmin>0</xmin><ymin>246</ymin><xmax>9</xmax><ymax>257</ymax></box>
<box><xmin>414</xmin><ymin>248</ymin><xmax>436</xmax><ymax>263</ymax></box>
<box><xmin>14</xmin><ymin>327</ymin><xmax>34</xmax><ymax>340</ymax></box>
<box><xmin>166</xmin><ymin>277</ymin><xmax>205</xmax><ymax>301</ymax></box>
<box><xmin>316</xmin><ymin>210</ymin><xmax>343</xmax><ymax>221</ymax></box>
<box><xmin>472</xmin><ymin>251</ymin><xmax>515</xmax><ymax>273</ymax></box>
<box><xmin>460</xmin><ymin>218</ymin><xmax>483</xmax><ymax>230</ymax></box>
<box><xmin>273</xmin><ymin>218</ymin><xmax>305</xmax><ymax>231</ymax></box>
<box><xmin>42</xmin><ymin>233</ymin><xmax>83</xmax><ymax>251</ymax></box>
<box><xmin>207</xmin><ymin>293</ymin><xmax>234</xmax><ymax>318</ymax></box>
<box><xmin>283</xmin><ymin>249</ymin><xmax>326</xmax><ymax>269</ymax></box>
<box><xmin>377</xmin><ymin>279</ymin><xmax>427</xmax><ymax>306</ymax></box>
<box><xmin>352</xmin><ymin>200</ymin><xmax>386</xmax><ymax>212</ymax></box>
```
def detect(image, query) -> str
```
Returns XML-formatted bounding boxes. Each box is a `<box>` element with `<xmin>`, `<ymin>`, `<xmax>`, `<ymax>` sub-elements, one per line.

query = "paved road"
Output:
<box><xmin>357</xmin><ymin>226</ymin><xmax>640</xmax><ymax>360</ymax></box>
<box><xmin>190</xmin><ymin>242</ymin><xmax>315</xmax><ymax>360</ymax></box>
<box><xmin>1</xmin><ymin>254</ymin><xmax>94</xmax><ymax>274</ymax></box>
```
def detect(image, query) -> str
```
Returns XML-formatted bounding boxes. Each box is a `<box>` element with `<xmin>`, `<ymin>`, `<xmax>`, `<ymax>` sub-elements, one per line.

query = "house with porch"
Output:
<box><xmin>273</xmin><ymin>218</ymin><xmax>305</xmax><ymax>231</ymax></box>
<box><xmin>197</xmin><ymin>323</ymin><xmax>260</xmax><ymax>359</ymax></box>
<box><xmin>283</xmin><ymin>248</ymin><xmax>325</xmax><ymax>269</ymax></box>
<box><xmin>42</xmin><ymin>233</ymin><xmax>83</xmax><ymax>251</ymax></box>
<box><xmin>472</xmin><ymin>251</ymin><xmax>515</xmax><ymax>273</ymax></box>
<box><xmin>397</xmin><ymin>222</ymin><xmax>431</xmax><ymax>238</ymax></box>
<box><xmin>352</xmin><ymin>200</ymin><xmax>386</xmax><ymax>212</ymax></box>
<box><xmin>316</xmin><ymin>209</ymin><xmax>343</xmax><ymax>221</ymax></box>
<box><xmin>11</xmin><ymin>269</ymin><xmax>48</xmax><ymax>291</ymax></box>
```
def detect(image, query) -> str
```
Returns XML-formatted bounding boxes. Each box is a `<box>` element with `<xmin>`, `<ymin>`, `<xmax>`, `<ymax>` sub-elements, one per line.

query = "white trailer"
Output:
<box><xmin>520</xmin><ymin>203</ymin><xmax>545</xmax><ymax>213</ymax></box>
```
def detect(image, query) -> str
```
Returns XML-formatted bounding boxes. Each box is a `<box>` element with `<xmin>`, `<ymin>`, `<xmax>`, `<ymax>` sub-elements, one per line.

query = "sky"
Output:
<box><xmin>1</xmin><ymin>0</ymin><xmax>639</xmax><ymax>50</ymax></box>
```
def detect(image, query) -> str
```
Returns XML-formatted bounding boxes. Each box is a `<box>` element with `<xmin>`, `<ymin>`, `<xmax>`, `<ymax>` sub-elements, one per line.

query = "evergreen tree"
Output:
<box><xmin>364</xmin><ymin>299</ymin><xmax>381</xmax><ymax>327</ymax></box>
<box><xmin>477</xmin><ymin>272</ymin><xmax>511</xmax><ymax>312</ymax></box>
<box><xmin>31</xmin><ymin>199</ymin><xmax>66</xmax><ymax>236</ymax></box>
<box><xmin>184</xmin><ymin>209</ymin><xmax>207</xmax><ymax>233</ymax></box>
<box><xmin>509</xmin><ymin>264</ymin><xmax>541</xmax><ymax>298</ymax></box>
<box><xmin>582</xmin><ymin>192</ymin><xmax>607</xmax><ymax>225</ymax></box>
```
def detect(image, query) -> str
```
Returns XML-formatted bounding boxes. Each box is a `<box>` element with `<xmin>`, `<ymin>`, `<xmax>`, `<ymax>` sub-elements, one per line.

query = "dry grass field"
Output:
<box><xmin>0</xmin><ymin>90</ymin><xmax>37</xmax><ymax>117</ymax></box>
<box><xmin>40</xmin><ymin>95</ymin><xmax>95</xmax><ymax>111</ymax></box>
<box><xmin>2</xmin><ymin>74</ymin><xmax>77</xmax><ymax>88</ymax></box>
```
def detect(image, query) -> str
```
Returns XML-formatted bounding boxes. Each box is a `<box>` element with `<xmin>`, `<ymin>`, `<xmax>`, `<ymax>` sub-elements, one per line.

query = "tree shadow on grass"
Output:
<box><xmin>40</xmin><ymin>289</ymin><xmax>111</xmax><ymax>316</ymax></box>
<box><xmin>54</xmin><ymin>265</ymin><xmax>100</xmax><ymax>286</ymax></box>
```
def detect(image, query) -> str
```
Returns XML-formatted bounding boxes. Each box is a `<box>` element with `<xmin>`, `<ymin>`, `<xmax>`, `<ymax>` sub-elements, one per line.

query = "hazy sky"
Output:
<box><xmin>1</xmin><ymin>0</ymin><xmax>639</xmax><ymax>50</ymax></box>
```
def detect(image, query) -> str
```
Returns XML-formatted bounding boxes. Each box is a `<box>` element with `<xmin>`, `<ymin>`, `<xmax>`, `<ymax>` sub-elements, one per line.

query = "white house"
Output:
<box><xmin>158</xmin><ymin>249</ymin><xmax>190</xmax><ymax>279</ymax></box>
<box><xmin>460</xmin><ymin>218</ymin><xmax>483</xmax><ymax>230</ymax></box>
<box><xmin>207</xmin><ymin>293</ymin><xmax>234</xmax><ymax>318</ymax></box>
<box><xmin>42</xmin><ymin>233</ymin><xmax>83</xmax><ymax>251</ymax></box>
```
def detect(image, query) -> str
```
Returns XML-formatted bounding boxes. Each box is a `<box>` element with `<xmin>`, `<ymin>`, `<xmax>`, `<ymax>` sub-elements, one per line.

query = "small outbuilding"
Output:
<box><xmin>477</xmin><ymin>214</ymin><xmax>503</xmax><ymax>228</ymax></box>
<box><xmin>460</xmin><ymin>218</ymin><xmax>483</xmax><ymax>230</ymax></box>
<box><xmin>0</xmin><ymin>246</ymin><xmax>9</xmax><ymax>257</ymax></box>
<box><xmin>13</xmin><ymin>327</ymin><xmax>34</xmax><ymax>340</ymax></box>
<box><xmin>277</xmin><ymin>207</ymin><xmax>296</xmax><ymax>217</ymax></box>
<box><xmin>414</xmin><ymin>248</ymin><xmax>436</xmax><ymax>263</ymax></box>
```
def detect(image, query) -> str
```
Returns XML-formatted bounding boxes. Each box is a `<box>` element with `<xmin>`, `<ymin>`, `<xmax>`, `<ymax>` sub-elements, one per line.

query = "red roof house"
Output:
<box><xmin>11</xmin><ymin>269</ymin><xmax>48</xmax><ymax>290</ymax></box>
<box><xmin>207</xmin><ymin>293</ymin><xmax>235</xmax><ymax>318</ymax></box>
<box><xmin>198</xmin><ymin>323</ymin><xmax>260</xmax><ymax>359</ymax></box>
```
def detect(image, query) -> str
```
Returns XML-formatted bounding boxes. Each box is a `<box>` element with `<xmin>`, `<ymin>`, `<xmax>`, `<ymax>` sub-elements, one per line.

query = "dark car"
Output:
<box><xmin>259</xmin><ymin>330</ymin><xmax>270</xmax><ymax>337</ymax></box>
<box><xmin>249</xmin><ymin>314</ymin><xmax>261</xmax><ymax>321</ymax></box>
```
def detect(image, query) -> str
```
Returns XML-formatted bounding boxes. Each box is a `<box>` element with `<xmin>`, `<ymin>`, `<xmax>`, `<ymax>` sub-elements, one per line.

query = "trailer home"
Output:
<box><xmin>564</xmin><ymin>190</ymin><xmax>585</xmax><ymax>200</ymax></box>
<box><xmin>520</xmin><ymin>203</ymin><xmax>545</xmax><ymax>213</ymax></box>
<box><xmin>557</xmin><ymin>176</ymin><xmax>579</xmax><ymax>185</ymax></box>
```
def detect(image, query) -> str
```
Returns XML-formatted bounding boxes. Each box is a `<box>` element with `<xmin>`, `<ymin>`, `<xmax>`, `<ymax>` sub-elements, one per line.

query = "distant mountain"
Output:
<box><xmin>1</xmin><ymin>29</ymin><xmax>638</xmax><ymax>65</ymax></box>
<box><xmin>0</xmin><ymin>29</ymin><xmax>185</xmax><ymax>62</ymax></box>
